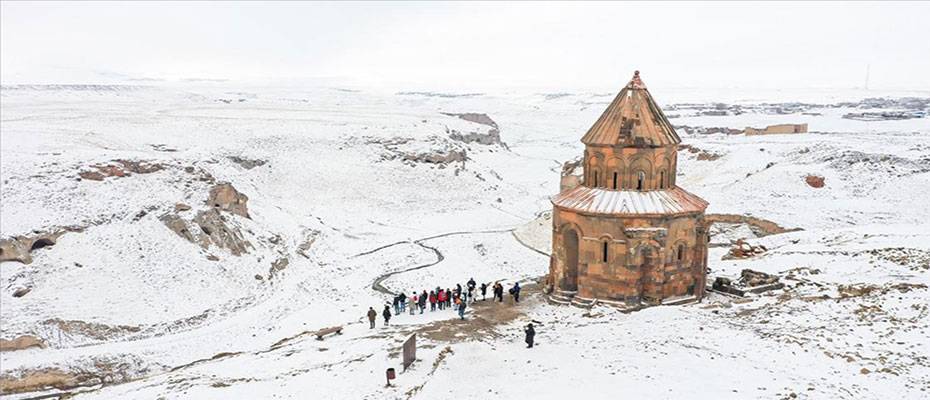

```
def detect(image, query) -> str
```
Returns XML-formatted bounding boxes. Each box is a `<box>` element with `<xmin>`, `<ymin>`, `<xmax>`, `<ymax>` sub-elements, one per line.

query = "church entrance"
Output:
<box><xmin>562</xmin><ymin>229</ymin><xmax>579</xmax><ymax>291</ymax></box>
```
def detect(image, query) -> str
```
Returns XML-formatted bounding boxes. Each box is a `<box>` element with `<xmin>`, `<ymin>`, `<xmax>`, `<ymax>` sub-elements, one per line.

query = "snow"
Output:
<box><xmin>1</xmin><ymin>83</ymin><xmax>929</xmax><ymax>399</ymax></box>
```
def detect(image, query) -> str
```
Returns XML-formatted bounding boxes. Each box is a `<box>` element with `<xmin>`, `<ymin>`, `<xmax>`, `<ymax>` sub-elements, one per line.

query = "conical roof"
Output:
<box><xmin>581</xmin><ymin>71</ymin><xmax>680</xmax><ymax>147</ymax></box>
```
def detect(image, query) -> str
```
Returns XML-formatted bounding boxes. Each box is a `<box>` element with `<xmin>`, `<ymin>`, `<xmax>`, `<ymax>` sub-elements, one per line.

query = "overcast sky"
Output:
<box><xmin>2</xmin><ymin>1</ymin><xmax>928</xmax><ymax>90</ymax></box>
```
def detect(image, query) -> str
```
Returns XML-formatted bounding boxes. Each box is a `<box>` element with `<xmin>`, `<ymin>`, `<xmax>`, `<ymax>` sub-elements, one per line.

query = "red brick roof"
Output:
<box><xmin>581</xmin><ymin>71</ymin><xmax>680</xmax><ymax>147</ymax></box>
<box><xmin>551</xmin><ymin>185</ymin><xmax>708</xmax><ymax>216</ymax></box>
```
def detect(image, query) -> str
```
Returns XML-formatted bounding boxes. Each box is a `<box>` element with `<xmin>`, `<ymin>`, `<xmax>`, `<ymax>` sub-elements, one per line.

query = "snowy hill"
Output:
<box><xmin>1</xmin><ymin>83</ymin><xmax>929</xmax><ymax>399</ymax></box>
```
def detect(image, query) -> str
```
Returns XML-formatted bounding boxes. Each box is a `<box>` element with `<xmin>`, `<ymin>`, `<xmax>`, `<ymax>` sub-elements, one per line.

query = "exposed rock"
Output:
<box><xmin>12</xmin><ymin>287</ymin><xmax>31</xmax><ymax>298</ymax></box>
<box><xmin>207</xmin><ymin>183</ymin><xmax>250</xmax><ymax>218</ymax></box>
<box><xmin>174</xmin><ymin>203</ymin><xmax>192</xmax><ymax>212</ymax></box>
<box><xmin>161</xmin><ymin>210</ymin><xmax>252</xmax><ymax>256</ymax></box>
<box><xmin>402</xmin><ymin>148</ymin><xmax>468</xmax><ymax>165</ymax></box>
<box><xmin>297</xmin><ymin>230</ymin><xmax>320</xmax><ymax>259</ymax></box>
<box><xmin>43</xmin><ymin>318</ymin><xmax>141</xmax><ymax>341</ymax></box>
<box><xmin>159</xmin><ymin>213</ymin><xmax>198</xmax><ymax>243</ymax></box>
<box><xmin>0</xmin><ymin>231</ymin><xmax>64</xmax><ymax>264</ymax></box>
<box><xmin>77</xmin><ymin>159</ymin><xmax>165</xmax><ymax>181</ymax></box>
<box><xmin>0</xmin><ymin>335</ymin><xmax>45</xmax><ymax>352</ymax></box>
<box><xmin>193</xmin><ymin>209</ymin><xmax>252</xmax><ymax>256</ymax></box>
<box><xmin>228</xmin><ymin>156</ymin><xmax>268</xmax><ymax>170</ymax></box>
<box><xmin>805</xmin><ymin>175</ymin><xmax>825</xmax><ymax>188</ymax></box>
<box><xmin>268</xmin><ymin>257</ymin><xmax>289</xmax><ymax>280</ymax></box>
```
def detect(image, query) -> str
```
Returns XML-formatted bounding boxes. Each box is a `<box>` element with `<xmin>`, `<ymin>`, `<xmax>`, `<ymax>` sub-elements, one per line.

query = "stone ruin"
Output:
<box><xmin>723</xmin><ymin>238</ymin><xmax>767</xmax><ymax>260</ymax></box>
<box><xmin>712</xmin><ymin>269</ymin><xmax>784</xmax><ymax>297</ymax></box>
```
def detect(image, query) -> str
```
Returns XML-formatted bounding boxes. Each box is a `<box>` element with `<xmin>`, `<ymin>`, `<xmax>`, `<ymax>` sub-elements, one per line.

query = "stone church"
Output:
<box><xmin>548</xmin><ymin>71</ymin><xmax>709</xmax><ymax>308</ymax></box>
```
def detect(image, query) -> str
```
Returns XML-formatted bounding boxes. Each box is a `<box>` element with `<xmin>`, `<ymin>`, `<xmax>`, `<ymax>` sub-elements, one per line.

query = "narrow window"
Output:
<box><xmin>602</xmin><ymin>241</ymin><xmax>609</xmax><ymax>263</ymax></box>
<box><xmin>612</xmin><ymin>172</ymin><xmax>618</xmax><ymax>189</ymax></box>
<box><xmin>660</xmin><ymin>171</ymin><xmax>666</xmax><ymax>189</ymax></box>
<box><xmin>637</xmin><ymin>171</ymin><xmax>645</xmax><ymax>191</ymax></box>
<box><xmin>678</xmin><ymin>244</ymin><xmax>685</xmax><ymax>262</ymax></box>
<box><xmin>593</xmin><ymin>171</ymin><xmax>599</xmax><ymax>187</ymax></box>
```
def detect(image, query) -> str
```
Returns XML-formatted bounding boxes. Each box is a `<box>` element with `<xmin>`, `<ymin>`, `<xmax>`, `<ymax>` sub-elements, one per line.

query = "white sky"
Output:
<box><xmin>2</xmin><ymin>1</ymin><xmax>929</xmax><ymax>90</ymax></box>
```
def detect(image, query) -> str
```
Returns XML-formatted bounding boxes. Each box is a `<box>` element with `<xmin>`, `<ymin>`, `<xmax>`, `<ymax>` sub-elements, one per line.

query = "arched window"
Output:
<box><xmin>677</xmin><ymin>244</ymin><xmax>686</xmax><ymax>262</ymax></box>
<box><xmin>592</xmin><ymin>170</ymin><xmax>599</xmax><ymax>187</ymax></box>
<box><xmin>602</xmin><ymin>241</ymin><xmax>609</xmax><ymax>263</ymax></box>
<box><xmin>612</xmin><ymin>172</ymin><xmax>619</xmax><ymax>189</ymax></box>
<box><xmin>637</xmin><ymin>171</ymin><xmax>645</xmax><ymax>191</ymax></box>
<box><xmin>659</xmin><ymin>171</ymin><xmax>666</xmax><ymax>189</ymax></box>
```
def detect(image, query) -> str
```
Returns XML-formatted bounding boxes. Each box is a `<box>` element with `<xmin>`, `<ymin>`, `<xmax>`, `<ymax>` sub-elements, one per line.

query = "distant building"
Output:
<box><xmin>743</xmin><ymin>123</ymin><xmax>807</xmax><ymax>135</ymax></box>
<box><xmin>548</xmin><ymin>71</ymin><xmax>709</xmax><ymax>309</ymax></box>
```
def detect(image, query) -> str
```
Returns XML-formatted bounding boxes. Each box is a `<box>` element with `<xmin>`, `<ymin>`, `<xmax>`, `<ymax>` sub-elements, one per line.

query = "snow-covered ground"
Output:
<box><xmin>1</xmin><ymin>83</ymin><xmax>928</xmax><ymax>399</ymax></box>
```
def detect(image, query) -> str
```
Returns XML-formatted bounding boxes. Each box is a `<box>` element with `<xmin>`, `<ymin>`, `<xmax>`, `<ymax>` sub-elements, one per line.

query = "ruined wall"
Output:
<box><xmin>744</xmin><ymin>123</ymin><xmax>807</xmax><ymax>135</ymax></box>
<box><xmin>582</xmin><ymin>145</ymin><xmax>678</xmax><ymax>190</ymax></box>
<box><xmin>551</xmin><ymin>206</ymin><xmax>706</xmax><ymax>304</ymax></box>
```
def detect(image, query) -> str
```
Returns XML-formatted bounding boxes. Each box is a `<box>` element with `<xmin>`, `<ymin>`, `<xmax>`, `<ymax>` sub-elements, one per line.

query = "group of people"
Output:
<box><xmin>367</xmin><ymin>278</ymin><xmax>523</xmax><ymax>328</ymax></box>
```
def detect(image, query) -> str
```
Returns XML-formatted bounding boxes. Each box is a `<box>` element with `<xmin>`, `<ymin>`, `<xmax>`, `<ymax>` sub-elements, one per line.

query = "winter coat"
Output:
<box><xmin>383</xmin><ymin>307</ymin><xmax>392</xmax><ymax>320</ymax></box>
<box><xmin>438</xmin><ymin>291</ymin><xmax>446</xmax><ymax>302</ymax></box>
<box><xmin>367</xmin><ymin>309</ymin><xmax>377</xmax><ymax>321</ymax></box>
<box><xmin>525</xmin><ymin>325</ymin><xmax>535</xmax><ymax>343</ymax></box>
<box><xmin>429</xmin><ymin>293</ymin><xmax>437</xmax><ymax>303</ymax></box>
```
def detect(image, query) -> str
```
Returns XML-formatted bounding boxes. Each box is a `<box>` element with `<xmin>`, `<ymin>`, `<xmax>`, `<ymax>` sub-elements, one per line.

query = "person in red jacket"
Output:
<box><xmin>437</xmin><ymin>289</ymin><xmax>446</xmax><ymax>310</ymax></box>
<box><xmin>429</xmin><ymin>291</ymin><xmax>437</xmax><ymax>311</ymax></box>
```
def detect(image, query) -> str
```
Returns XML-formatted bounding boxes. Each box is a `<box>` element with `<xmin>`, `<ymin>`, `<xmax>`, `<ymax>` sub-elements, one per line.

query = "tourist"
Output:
<box><xmin>456</xmin><ymin>296</ymin><xmax>467</xmax><ymax>320</ymax></box>
<box><xmin>399</xmin><ymin>293</ymin><xmax>406</xmax><ymax>313</ymax></box>
<box><xmin>419</xmin><ymin>290</ymin><xmax>428</xmax><ymax>314</ymax></box>
<box><xmin>494</xmin><ymin>282</ymin><xmax>504</xmax><ymax>302</ymax></box>
<box><xmin>392</xmin><ymin>295</ymin><xmax>401</xmax><ymax>315</ymax></box>
<box><xmin>480</xmin><ymin>282</ymin><xmax>488</xmax><ymax>301</ymax></box>
<box><xmin>467</xmin><ymin>278</ymin><xmax>476</xmax><ymax>301</ymax></box>
<box><xmin>409</xmin><ymin>292</ymin><xmax>417</xmax><ymax>315</ymax></box>
<box><xmin>429</xmin><ymin>291</ymin><xmax>437</xmax><ymax>311</ymax></box>
<box><xmin>511</xmin><ymin>282</ymin><xmax>521</xmax><ymax>303</ymax></box>
<box><xmin>524</xmin><ymin>323</ymin><xmax>535</xmax><ymax>348</ymax></box>
<box><xmin>445</xmin><ymin>288</ymin><xmax>453</xmax><ymax>308</ymax></box>
<box><xmin>438</xmin><ymin>289</ymin><xmax>446</xmax><ymax>310</ymax></box>
<box><xmin>455</xmin><ymin>283</ymin><xmax>462</xmax><ymax>298</ymax></box>
<box><xmin>367</xmin><ymin>307</ymin><xmax>377</xmax><ymax>329</ymax></box>
<box><xmin>382</xmin><ymin>305</ymin><xmax>392</xmax><ymax>326</ymax></box>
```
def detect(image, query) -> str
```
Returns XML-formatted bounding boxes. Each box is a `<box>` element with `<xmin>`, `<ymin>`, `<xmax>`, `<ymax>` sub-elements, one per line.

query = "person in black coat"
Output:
<box><xmin>480</xmin><ymin>282</ymin><xmax>488</xmax><ymax>301</ymax></box>
<box><xmin>524</xmin><ymin>323</ymin><xmax>535</xmax><ymax>348</ymax></box>
<box><xmin>383</xmin><ymin>305</ymin><xmax>392</xmax><ymax>325</ymax></box>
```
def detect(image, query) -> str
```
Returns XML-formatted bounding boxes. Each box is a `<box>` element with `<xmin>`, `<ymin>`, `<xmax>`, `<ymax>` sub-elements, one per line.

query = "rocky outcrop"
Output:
<box><xmin>268</xmin><ymin>257</ymin><xmax>289</xmax><ymax>280</ymax></box>
<box><xmin>0</xmin><ymin>231</ymin><xmax>65</xmax><ymax>264</ymax></box>
<box><xmin>193</xmin><ymin>209</ymin><xmax>252</xmax><ymax>256</ymax></box>
<box><xmin>207</xmin><ymin>183</ymin><xmax>250</xmax><ymax>218</ymax></box>
<box><xmin>0</xmin><ymin>335</ymin><xmax>45</xmax><ymax>352</ymax></box>
<box><xmin>161</xmin><ymin>184</ymin><xmax>253</xmax><ymax>255</ymax></box>
<box><xmin>806</xmin><ymin>175</ymin><xmax>825</xmax><ymax>188</ymax></box>
<box><xmin>42</xmin><ymin>318</ymin><xmax>141</xmax><ymax>342</ymax></box>
<box><xmin>402</xmin><ymin>148</ymin><xmax>468</xmax><ymax>165</ymax></box>
<box><xmin>227</xmin><ymin>156</ymin><xmax>267</xmax><ymax>170</ymax></box>
<box><xmin>78</xmin><ymin>159</ymin><xmax>165</xmax><ymax>181</ymax></box>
